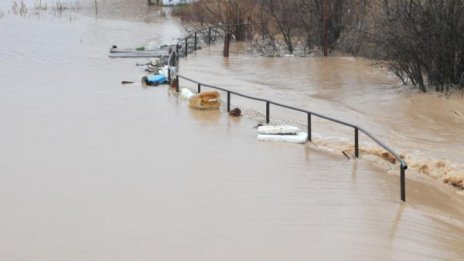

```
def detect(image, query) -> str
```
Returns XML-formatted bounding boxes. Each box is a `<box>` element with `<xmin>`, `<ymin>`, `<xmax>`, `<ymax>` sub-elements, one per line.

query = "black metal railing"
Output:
<box><xmin>167</xmin><ymin>24</ymin><xmax>408</xmax><ymax>202</ymax></box>
<box><xmin>171</xmin><ymin>23</ymin><xmax>254</xmax><ymax>59</ymax></box>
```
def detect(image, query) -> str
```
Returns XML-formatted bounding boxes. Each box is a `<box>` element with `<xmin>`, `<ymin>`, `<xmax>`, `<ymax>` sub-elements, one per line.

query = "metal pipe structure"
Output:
<box><xmin>208</xmin><ymin>28</ymin><xmax>212</xmax><ymax>45</ymax></box>
<box><xmin>194</xmin><ymin>32</ymin><xmax>197</xmax><ymax>51</ymax></box>
<box><xmin>166</xmin><ymin>24</ymin><xmax>409</xmax><ymax>202</ymax></box>
<box><xmin>307</xmin><ymin>113</ymin><xmax>312</xmax><ymax>142</ymax></box>
<box><xmin>266</xmin><ymin>102</ymin><xmax>270</xmax><ymax>124</ymax></box>
<box><xmin>184</xmin><ymin>38</ymin><xmax>188</xmax><ymax>57</ymax></box>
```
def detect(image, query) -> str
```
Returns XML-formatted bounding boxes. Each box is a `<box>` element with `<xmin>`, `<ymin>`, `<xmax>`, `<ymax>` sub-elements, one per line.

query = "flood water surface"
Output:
<box><xmin>1</xmin><ymin>1</ymin><xmax>464</xmax><ymax>260</ymax></box>
<box><xmin>181</xmin><ymin>47</ymin><xmax>464</xmax><ymax>189</ymax></box>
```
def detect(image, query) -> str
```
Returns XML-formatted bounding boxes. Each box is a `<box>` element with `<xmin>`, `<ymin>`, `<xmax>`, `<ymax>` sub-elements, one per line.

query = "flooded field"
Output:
<box><xmin>1</xmin><ymin>0</ymin><xmax>463</xmax><ymax>260</ymax></box>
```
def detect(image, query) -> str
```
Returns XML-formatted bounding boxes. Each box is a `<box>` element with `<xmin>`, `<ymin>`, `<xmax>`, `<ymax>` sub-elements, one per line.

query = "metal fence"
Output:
<box><xmin>167</xmin><ymin>24</ymin><xmax>408</xmax><ymax>202</ymax></box>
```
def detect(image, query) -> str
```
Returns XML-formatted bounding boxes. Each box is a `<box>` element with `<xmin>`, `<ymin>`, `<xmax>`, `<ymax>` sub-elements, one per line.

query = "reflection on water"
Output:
<box><xmin>0</xmin><ymin>1</ymin><xmax>464</xmax><ymax>260</ymax></box>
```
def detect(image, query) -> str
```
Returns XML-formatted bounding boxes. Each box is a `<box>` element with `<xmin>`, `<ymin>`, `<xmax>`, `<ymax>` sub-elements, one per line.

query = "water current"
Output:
<box><xmin>1</xmin><ymin>1</ymin><xmax>463</xmax><ymax>260</ymax></box>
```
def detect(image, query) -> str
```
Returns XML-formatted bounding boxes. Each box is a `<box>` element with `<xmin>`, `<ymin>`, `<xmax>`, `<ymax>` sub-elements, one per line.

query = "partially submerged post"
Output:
<box><xmin>223</xmin><ymin>33</ymin><xmax>231</xmax><ymax>57</ymax></box>
<box><xmin>208</xmin><ymin>27</ymin><xmax>212</xmax><ymax>45</ymax></box>
<box><xmin>94</xmin><ymin>0</ymin><xmax>98</xmax><ymax>15</ymax></box>
<box><xmin>194</xmin><ymin>32</ymin><xmax>197</xmax><ymax>51</ymax></box>
<box><xmin>185</xmin><ymin>37</ymin><xmax>188</xmax><ymax>57</ymax></box>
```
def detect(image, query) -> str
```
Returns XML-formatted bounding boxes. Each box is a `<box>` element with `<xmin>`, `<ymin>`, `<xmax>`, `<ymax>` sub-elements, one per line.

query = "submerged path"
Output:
<box><xmin>1</xmin><ymin>80</ymin><xmax>464</xmax><ymax>259</ymax></box>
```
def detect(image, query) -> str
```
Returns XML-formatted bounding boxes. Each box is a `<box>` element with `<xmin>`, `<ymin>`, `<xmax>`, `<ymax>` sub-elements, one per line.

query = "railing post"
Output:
<box><xmin>247</xmin><ymin>21</ymin><xmax>252</xmax><ymax>42</ymax></box>
<box><xmin>176</xmin><ymin>75</ymin><xmax>179</xmax><ymax>92</ymax></box>
<box><xmin>307</xmin><ymin>113</ymin><xmax>312</xmax><ymax>141</ymax></box>
<box><xmin>208</xmin><ymin>27</ymin><xmax>212</xmax><ymax>45</ymax></box>
<box><xmin>227</xmin><ymin>92</ymin><xmax>231</xmax><ymax>112</ymax></box>
<box><xmin>401</xmin><ymin>165</ymin><xmax>406</xmax><ymax>202</ymax></box>
<box><xmin>194</xmin><ymin>32</ymin><xmax>197</xmax><ymax>51</ymax></box>
<box><xmin>197</xmin><ymin>83</ymin><xmax>201</xmax><ymax>93</ymax></box>
<box><xmin>184</xmin><ymin>37</ymin><xmax>188</xmax><ymax>57</ymax></box>
<box><xmin>266</xmin><ymin>102</ymin><xmax>270</xmax><ymax>124</ymax></box>
<box><xmin>354</xmin><ymin>128</ymin><xmax>359</xmax><ymax>158</ymax></box>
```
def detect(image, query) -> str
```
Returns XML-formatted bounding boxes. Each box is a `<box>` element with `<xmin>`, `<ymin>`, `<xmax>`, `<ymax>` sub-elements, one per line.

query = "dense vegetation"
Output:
<box><xmin>376</xmin><ymin>0</ymin><xmax>464</xmax><ymax>92</ymax></box>
<box><xmin>173</xmin><ymin>0</ymin><xmax>464</xmax><ymax>92</ymax></box>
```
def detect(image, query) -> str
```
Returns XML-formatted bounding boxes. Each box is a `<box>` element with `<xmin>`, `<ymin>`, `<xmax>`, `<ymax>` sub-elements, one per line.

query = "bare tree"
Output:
<box><xmin>173</xmin><ymin>0</ymin><xmax>256</xmax><ymax>41</ymax></box>
<box><xmin>375</xmin><ymin>0</ymin><xmax>464</xmax><ymax>92</ymax></box>
<box><xmin>262</xmin><ymin>0</ymin><xmax>301</xmax><ymax>54</ymax></box>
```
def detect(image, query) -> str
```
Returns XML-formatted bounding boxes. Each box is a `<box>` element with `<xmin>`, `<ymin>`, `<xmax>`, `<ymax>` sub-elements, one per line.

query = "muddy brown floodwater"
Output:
<box><xmin>1</xmin><ymin>0</ymin><xmax>463</xmax><ymax>260</ymax></box>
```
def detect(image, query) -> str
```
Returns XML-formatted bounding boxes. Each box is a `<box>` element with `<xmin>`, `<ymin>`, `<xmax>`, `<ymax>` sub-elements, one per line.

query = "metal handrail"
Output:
<box><xmin>172</xmin><ymin>23</ymin><xmax>257</xmax><ymax>57</ymax></box>
<box><xmin>167</xmin><ymin>24</ymin><xmax>408</xmax><ymax>202</ymax></box>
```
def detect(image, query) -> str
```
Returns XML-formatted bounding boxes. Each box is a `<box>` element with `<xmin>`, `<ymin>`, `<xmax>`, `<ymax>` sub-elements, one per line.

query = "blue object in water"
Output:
<box><xmin>145</xmin><ymin>74</ymin><xmax>167</xmax><ymax>85</ymax></box>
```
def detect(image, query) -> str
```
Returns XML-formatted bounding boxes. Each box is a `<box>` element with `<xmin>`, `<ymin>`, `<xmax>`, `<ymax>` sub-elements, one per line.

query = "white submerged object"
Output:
<box><xmin>159</xmin><ymin>65</ymin><xmax>169</xmax><ymax>78</ymax></box>
<box><xmin>180</xmin><ymin>88</ymin><xmax>194</xmax><ymax>100</ymax></box>
<box><xmin>162</xmin><ymin>0</ymin><xmax>194</xmax><ymax>6</ymax></box>
<box><xmin>258</xmin><ymin>132</ymin><xmax>308</xmax><ymax>144</ymax></box>
<box><xmin>257</xmin><ymin>125</ymin><xmax>300</xmax><ymax>135</ymax></box>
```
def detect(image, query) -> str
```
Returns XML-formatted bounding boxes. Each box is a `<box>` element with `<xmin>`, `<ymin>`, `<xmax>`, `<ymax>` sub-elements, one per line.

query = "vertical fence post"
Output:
<box><xmin>401</xmin><ymin>165</ymin><xmax>406</xmax><ymax>202</ymax></box>
<box><xmin>194</xmin><ymin>32</ymin><xmax>197</xmax><ymax>51</ymax></box>
<box><xmin>208</xmin><ymin>28</ymin><xmax>212</xmax><ymax>45</ymax></box>
<box><xmin>227</xmin><ymin>92</ymin><xmax>231</xmax><ymax>112</ymax></box>
<box><xmin>167</xmin><ymin>67</ymin><xmax>171</xmax><ymax>84</ymax></box>
<box><xmin>354</xmin><ymin>128</ymin><xmax>359</xmax><ymax>158</ymax></box>
<box><xmin>266</xmin><ymin>102</ymin><xmax>270</xmax><ymax>124</ymax></box>
<box><xmin>176</xmin><ymin>75</ymin><xmax>179</xmax><ymax>92</ymax></box>
<box><xmin>197</xmin><ymin>83</ymin><xmax>201</xmax><ymax>93</ymax></box>
<box><xmin>224</xmin><ymin>33</ymin><xmax>230</xmax><ymax>57</ymax></box>
<box><xmin>248</xmin><ymin>21</ymin><xmax>252</xmax><ymax>42</ymax></box>
<box><xmin>184</xmin><ymin>38</ymin><xmax>188</xmax><ymax>57</ymax></box>
<box><xmin>307</xmin><ymin>113</ymin><xmax>312</xmax><ymax>141</ymax></box>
